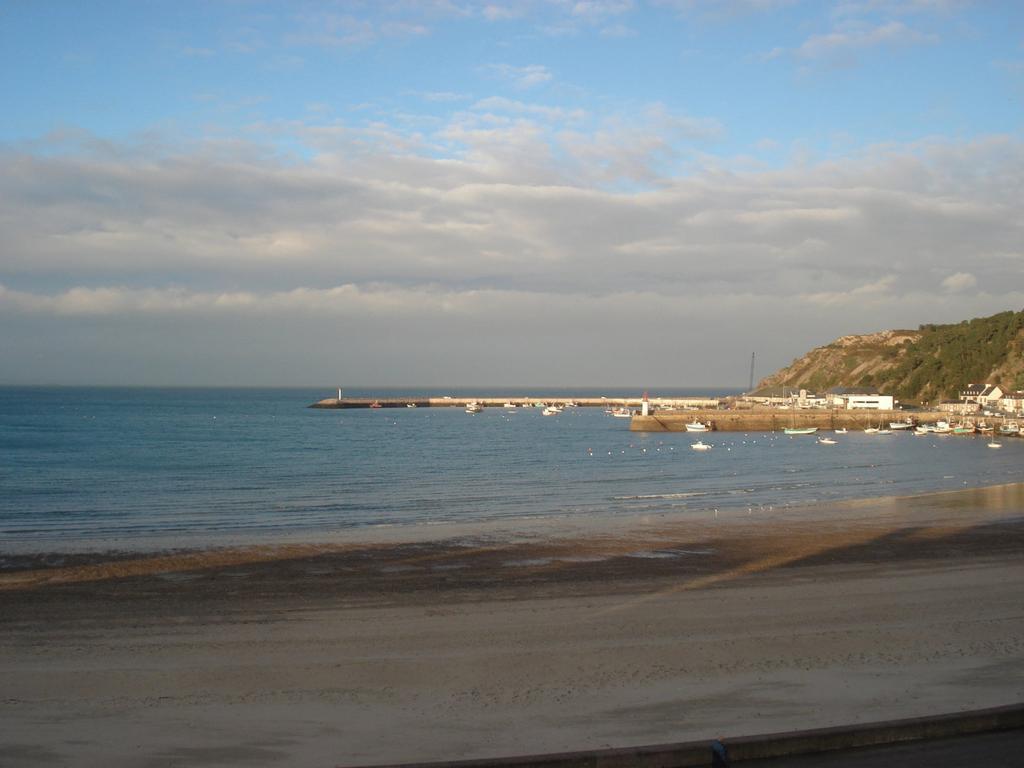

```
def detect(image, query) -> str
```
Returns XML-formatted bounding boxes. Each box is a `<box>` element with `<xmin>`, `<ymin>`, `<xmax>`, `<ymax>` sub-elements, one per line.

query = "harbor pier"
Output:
<box><xmin>632</xmin><ymin>409</ymin><xmax>955</xmax><ymax>432</ymax></box>
<box><xmin>309</xmin><ymin>395</ymin><xmax>723</xmax><ymax>410</ymax></box>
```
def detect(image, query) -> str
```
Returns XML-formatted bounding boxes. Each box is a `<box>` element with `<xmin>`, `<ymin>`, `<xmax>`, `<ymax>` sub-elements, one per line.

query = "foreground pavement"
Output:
<box><xmin>740</xmin><ymin>729</ymin><xmax>1023</xmax><ymax>767</ymax></box>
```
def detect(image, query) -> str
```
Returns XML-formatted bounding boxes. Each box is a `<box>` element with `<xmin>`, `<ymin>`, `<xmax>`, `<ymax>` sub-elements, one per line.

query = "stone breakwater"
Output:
<box><xmin>631</xmin><ymin>409</ymin><xmax>953</xmax><ymax>432</ymax></box>
<box><xmin>310</xmin><ymin>396</ymin><xmax>722</xmax><ymax>409</ymax></box>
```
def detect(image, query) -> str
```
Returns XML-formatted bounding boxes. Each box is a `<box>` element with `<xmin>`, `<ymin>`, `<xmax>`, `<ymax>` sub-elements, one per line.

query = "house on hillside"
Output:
<box><xmin>959</xmin><ymin>383</ymin><xmax>1003</xmax><ymax>408</ymax></box>
<box><xmin>999</xmin><ymin>390</ymin><xmax>1024</xmax><ymax>415</ymax></box>
<box><xmin>826</xmin><ymin>386</ymin><xmax>895</xmax><ymax>410</ymax></box>
<box><xmin>938</xmin><ymin>400</ymin><xmax>979</xmax><ymax>415</ymax></box>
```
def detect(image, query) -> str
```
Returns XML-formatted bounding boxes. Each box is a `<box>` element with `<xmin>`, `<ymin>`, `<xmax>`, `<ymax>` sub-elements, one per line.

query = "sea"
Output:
<box><xmin>1</xmin><ymin>386</ymin><xmax>1022</xmax><ymax>554</ymax></box>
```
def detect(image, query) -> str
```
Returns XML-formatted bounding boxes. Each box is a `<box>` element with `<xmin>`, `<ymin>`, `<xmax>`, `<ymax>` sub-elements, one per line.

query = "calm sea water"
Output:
<box><xmin>1</xmin><ymin>386</ymin><xmax>1022</xmax><ymax>553</ymax></box>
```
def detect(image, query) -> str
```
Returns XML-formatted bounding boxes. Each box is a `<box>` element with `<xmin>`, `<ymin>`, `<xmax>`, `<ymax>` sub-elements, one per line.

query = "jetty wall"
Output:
<box><xmin>630</xmin><ymin>409</ymin><xmax>948</xmax><ymax>433</ymax></box>
<box><xmin>310</xmin><ymin>396</ymin><xmax>722</xmax><ymax>409</ymax></box>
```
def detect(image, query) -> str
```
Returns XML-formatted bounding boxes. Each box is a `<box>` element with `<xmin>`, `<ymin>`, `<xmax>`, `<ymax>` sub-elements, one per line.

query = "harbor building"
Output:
<box><xmin>959</xmin><ymin>383</ymin><xmax>1003</xmax><ymax>408</ymax></box>
<box><xmin>998</xmin><ymin>390</ymin><xmax>1024</xmax><ymax>415</ymax></box>
<box><xmin>826</xmin><ymin>387</ymin><xmax>895</xmax><ymax>410</ymax></box>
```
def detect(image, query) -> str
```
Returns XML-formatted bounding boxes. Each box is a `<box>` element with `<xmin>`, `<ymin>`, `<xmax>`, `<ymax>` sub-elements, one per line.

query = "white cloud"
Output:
<box><xmin>2</xmin><ymin>126</ymin><xmax>1022</xmax><ymax>384</ymax></box>
<box><xmin>418</xmin><ymin>91</ymin><xmax>470</xmax><ymax>102</ymax></box>
<box><xmin>941</xmin><ymin>271</ymin><xmax>977</xmax><ymax>293</ymax></box>
<box><xmin>470</xmin><ymin>96</ymin><xmax>586</xmax><ymax>122</ymax></box>
<box><xmin>797</xmin><ymin>20</ymin><xmax>937</xmax><ymax>60</ymax></box>
<box><xmin>483</xmin><ymin>63</ymin><xmax>554</xmax><ymax>90</ymax></box>
<box><xmin>571</xmin><ymin>1</ymin><xmax>635</xmax><ymax>21</ymax></box>
<box><xmin>482</xmin><ymin>4</ymin><xmax>524</xmax><ymax>21</ymax></box>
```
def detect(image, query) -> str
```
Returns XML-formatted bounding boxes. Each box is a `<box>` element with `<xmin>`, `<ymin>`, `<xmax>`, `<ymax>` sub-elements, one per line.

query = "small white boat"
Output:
<box><xmin>503</xmin><ymin>402</ymin><xmax>516</xmax><ymax>409</ymax></box>
<box><xmin>834</xmin><ymin>428</ymin><xmax>848</xmax><ymax>434</ymax></box>
<box><xmin>406</xmin><ymin>403</ymin><xmax>418</xmax><ymax>408</ymax></box>
<box><xmin>610</xmin><ymin>407</ymin><xmax>633</xmax><ymax>418</ymax></box>
<box><xmin>818</xmin><ymin>437</ymin><xmax>837</xmax><ymax>445</ymax></box>
<box><xmin>542</xmin><ymin>406</ymin><xmax>560</xmax><ymax>416</ymax></box>
<box><xmin>987</xmin><ymin>439</ymin><xmax>1003</xmax><ymax>449</ymax></box>
<box><xmin>864</xmin><ymin>427</ymin><xmax>879</xmax><ymax>434</ymax></box>
<box><xmin>465</xmin><ymin>402</ymin><xmax>483</xmax><ymax>414</ymax></box>
<box><xmin>889</xmin><ymin>420</ymin><xmax>914</xmax><ymax>430</ymax></box>
<box><xmin>685</xmin><ymin>421</ymin><xmax>709</xmax><ymax>432</ymax></box>
<box><xmin>690</xmin><ymin>440</ymin><xmax>711</xmax><ymax>451</ymax></box>
<box><xmin>783</xmin><ymin>427</ymin><xmax>818</xmax><ymax>435</ymax></box>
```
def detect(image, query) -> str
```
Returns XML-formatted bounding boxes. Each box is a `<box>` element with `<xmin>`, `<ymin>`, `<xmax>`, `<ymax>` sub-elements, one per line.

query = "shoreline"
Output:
<box><xmin>2</xmin><ymin>481</ymin><xmax>1023</xmax><ymax>766</ymax></box>
<box><xmin>3</xmin><ymin>480</ymin><xmax>1023</xmax><ymax>596</ymax></box>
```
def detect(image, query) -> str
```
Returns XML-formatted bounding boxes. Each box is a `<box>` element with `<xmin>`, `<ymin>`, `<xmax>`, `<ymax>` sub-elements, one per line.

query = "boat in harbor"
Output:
<box><xmin>542</xmin><ymin>406</ymin><xmax>560</xmax><ymax>416</ymax></box>
<box><xmin>818</xmin><ymin>437</ymin><xmax>837</xmax><ymax>445</ymax></box>
<box><xmin>998</xmin><ymin>421</ymin><xmax>1020</xmax><ymax>436</ymax></box>
<box><xmin>784</xmin><ymin>427</ymin><xmax>818</xmax><ymax>435</ymax></box>
<box><xmin>610</xmin><ymin>407</ymin><xmax>632</xmax><ymax>418</ymax></box>
<box><xmin>465</xmin><ymin>402</ymin><xmax>483</xmax><ymax>414</ymax></box>
<box><xmin>685</xmin><ymin>421</ymin><xmax>709</xmax><ymax>432</ymax></box>
<box><xmin>690</xmin><ymin>440</ymin><xmax>711</xmax><ymax>451</ymax></box>
<box><xmin>503</xmin><ymin>402</ymin><xmax>516</xmax><ymax>409</ymax></box>
<box><xmin>889</xmin><ymin>419</ymin><xmax>914</xmax><ymax>430</ymax></box>
<box><xmin>923</xmin><ymin>421</ymin><xmax>953</xmax><ymax>435</ymax></box>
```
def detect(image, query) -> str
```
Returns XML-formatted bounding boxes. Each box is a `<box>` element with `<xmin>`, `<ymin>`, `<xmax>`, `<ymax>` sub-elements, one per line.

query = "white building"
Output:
<box><xmin>826</xmin><ymin>387</ymin><xmax>894</xmax><ymax>410</ymax></box>
<box><xmin>959</xmin><ymin>383</ymin><xmax>1003</xmax><ymax>407</ymax></box>
<box><xmin>998</xmin><ymin>391</ymin><xmax>1024</xmax><ymax>415</ymax></box>
<box><xmin>844</xmin><ymin>394</ymin><xmax>895</xmax><ymax>410</ymax></box>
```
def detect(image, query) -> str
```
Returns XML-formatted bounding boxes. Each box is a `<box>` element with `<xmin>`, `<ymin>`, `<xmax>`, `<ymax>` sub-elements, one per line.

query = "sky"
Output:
<box><xmin>1</xmin><ymin>0</ymin><xmax>1022</xmax><ymax>388</ymax></box>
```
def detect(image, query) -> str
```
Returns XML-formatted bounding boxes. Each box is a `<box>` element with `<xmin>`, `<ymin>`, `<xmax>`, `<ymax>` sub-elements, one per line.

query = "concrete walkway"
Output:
<box><xmin>739</xmin><ymin>729</ymin><xmax>1023</xmax><ymax>767</ymax></box>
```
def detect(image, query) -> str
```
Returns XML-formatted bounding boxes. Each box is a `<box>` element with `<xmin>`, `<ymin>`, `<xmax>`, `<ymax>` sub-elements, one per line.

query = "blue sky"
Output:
<box><xmin>1</xmin><ymin>1</ymin><xmax>1022</xmax><ymax>386</ymax></box>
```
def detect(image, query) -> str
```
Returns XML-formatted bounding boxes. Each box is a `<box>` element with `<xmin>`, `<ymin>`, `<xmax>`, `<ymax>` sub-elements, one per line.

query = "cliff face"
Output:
<box><xmin>757</xmin><ymin>310</ymin><xmax>1024</xmax><ymax>403</ymax></box>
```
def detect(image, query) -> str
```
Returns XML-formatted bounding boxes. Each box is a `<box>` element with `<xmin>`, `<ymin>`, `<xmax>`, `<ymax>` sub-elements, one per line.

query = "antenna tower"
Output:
<box><xmin>748</xmin><ymin>352</ymin><xmax>756</xmax><ymax>393</ymax></box>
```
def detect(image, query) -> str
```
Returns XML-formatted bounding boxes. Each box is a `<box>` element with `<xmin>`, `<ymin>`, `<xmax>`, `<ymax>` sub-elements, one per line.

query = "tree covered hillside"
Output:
<box><xmin>757</xmin><ymin>310</ymin><xmax>1024</xmax><ymax>404</ymax></box>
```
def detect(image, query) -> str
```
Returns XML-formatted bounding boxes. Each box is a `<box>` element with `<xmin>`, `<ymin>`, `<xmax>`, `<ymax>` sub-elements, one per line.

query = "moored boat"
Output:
<box><xmin>783</xmin><ymin>427</ymin><xmax>818</xmax><ymax>435</ymax></box>
<box><xmin>690</xmin><ymin>440</ymin><xmax>711</xmax><ymax>451</ymax></box>
<box><xmin>685</xmin><ymin>421</ymin><xmax>709</xmax><ymax>432</ymax></box>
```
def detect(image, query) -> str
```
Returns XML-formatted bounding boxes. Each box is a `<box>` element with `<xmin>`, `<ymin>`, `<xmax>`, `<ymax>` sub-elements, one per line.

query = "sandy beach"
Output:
<box><xmin>2</xmin><ymin>484</ymin><xmax>1023</xmax><ymax>767</ymax></box>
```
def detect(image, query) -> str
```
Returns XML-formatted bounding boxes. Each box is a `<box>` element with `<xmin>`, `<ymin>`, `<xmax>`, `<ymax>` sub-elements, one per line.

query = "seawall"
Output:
<box><xmin>631</xmin><ymin>409</ymin><xmax>952</xmax><ymax>432</ymax></box>
<box><xmin>310</xmin><ymin>396</ymin><xmax>722</xmax><ymax>409</ymax></box>
<box><xmin>346</xmin><ymin>702</ymin><xmax>1024</xmax><ymax>768</ymax></box>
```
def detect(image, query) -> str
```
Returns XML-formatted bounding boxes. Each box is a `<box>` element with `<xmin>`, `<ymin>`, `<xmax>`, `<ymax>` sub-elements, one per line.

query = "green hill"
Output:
<box><xmin>756</xmin><ymin>309</ymin><xmax>1024</xmax><ymax>404</ymax></box>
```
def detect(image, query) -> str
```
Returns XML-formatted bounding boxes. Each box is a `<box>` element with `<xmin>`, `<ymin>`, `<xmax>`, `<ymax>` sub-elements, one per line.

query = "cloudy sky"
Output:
<box><xmin>1</xmin><ymin>1</ymin><xmax>1022</xmax><ymax>388</ymax></box>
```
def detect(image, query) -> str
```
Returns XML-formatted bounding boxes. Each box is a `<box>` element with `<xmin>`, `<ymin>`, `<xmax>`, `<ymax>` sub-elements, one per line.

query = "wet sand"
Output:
<box><xmin>2</xmin><ymin>484</ymin><xmax>1023</xmax><ymax>766</ymax></box>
